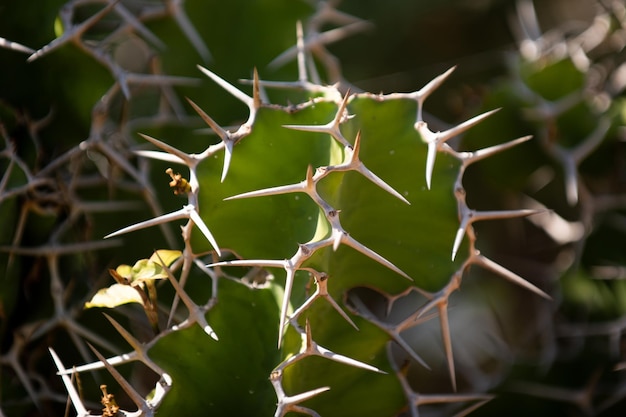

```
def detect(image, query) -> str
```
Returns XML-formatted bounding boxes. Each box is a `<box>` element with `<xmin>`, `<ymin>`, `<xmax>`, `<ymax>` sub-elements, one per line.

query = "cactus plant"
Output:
<box><xmin>1</xmin><ymin>0</ymin><xmax>626</xmax><ymax>416</ymax></box>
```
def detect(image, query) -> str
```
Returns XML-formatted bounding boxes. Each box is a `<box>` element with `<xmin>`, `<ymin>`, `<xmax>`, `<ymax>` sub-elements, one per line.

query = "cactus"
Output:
<box><xmin>1</xmin><ymin>1</ymin><xmax>626</xmax><ymax>416</ymax></box>
<box><xmin>459</xmin><ymin>1</ymin><xmax>626</xmax><ymax>414</ymax></box>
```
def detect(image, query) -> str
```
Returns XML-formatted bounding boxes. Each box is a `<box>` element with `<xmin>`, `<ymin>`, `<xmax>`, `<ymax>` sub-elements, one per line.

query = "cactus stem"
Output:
<box><xmin>208</xmin><ymin>225</ymin><xmax>411</xmax><ymax>347</ymax></box>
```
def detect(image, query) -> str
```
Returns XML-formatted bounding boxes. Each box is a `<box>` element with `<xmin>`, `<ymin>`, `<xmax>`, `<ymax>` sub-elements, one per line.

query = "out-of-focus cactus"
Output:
<box><xmin>1</xmin><ymin>1</ymin><xmax>626</xmax><ymax>416</ymax></box>
<box><xmin>460</xmin><ymin>1</ymin><xmax>626</xmax><ymax>414</ymax></box>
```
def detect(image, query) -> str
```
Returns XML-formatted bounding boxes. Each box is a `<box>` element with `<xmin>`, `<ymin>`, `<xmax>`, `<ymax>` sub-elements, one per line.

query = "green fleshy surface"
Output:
<box><xmin>150</xmin><ymin>278</ymin><xmax>281</xmax><ymax>415</ymax></box>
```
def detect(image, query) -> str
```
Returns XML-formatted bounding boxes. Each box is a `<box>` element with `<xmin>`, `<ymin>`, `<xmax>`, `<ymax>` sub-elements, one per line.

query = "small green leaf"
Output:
<box><xmin>149</xmin><ymin>249</ymin><xmax>182</xmax><ymax>267</ymax></box>
<box><xmin>131</xmin><ymin>259</ymin><xmax>162</xmax><ymax>281</ymax></box>
<box><xmin>85</xmin><ymin>284</ymin><xmax>144</xmax><ymax>309</ymax></box>
<box><xmin>115</xmin><ymin>250</ymin><xmax>182</xmax><ymax>283</ymax></box>
<box><xmin>130</xmin><ymin>259</ymin><xmax>157</xmax><ymax>284</ymax></box>
<box><xmin>53</xmin><ymin>16</ymin><xmax>64</xmax><ymax>38</ymax></box>
<box><xmin>114</xmin><ymin>264</ymin><xmax>133</xmax><ymax>281</ymax></box>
